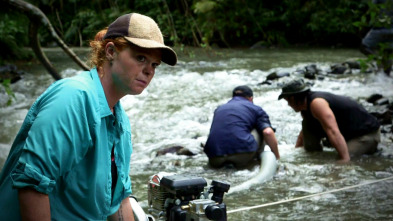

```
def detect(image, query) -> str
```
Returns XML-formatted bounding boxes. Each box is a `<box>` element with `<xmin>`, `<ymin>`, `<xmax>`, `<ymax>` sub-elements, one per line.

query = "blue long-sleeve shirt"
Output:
<box><xmin>204</xmin><ymin>96</ymin><xmax>273</xmax><ymax>157</ymax></box>
<box><xmin>0</xmin><ymin>68</ymin><xmax>132</xmax><ymax>220</ymax></box>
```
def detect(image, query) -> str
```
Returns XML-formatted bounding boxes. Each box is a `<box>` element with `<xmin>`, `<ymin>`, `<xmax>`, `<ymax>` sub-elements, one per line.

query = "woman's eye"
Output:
<box><xmin>136</xmin><ymin>55</ymin><xmax>146</xmax><ymax>62</ymax></box>
<box><xmin>152</xmin><ymin>63</ymin><xmax>160</xmax><ymax>68</ymax></box>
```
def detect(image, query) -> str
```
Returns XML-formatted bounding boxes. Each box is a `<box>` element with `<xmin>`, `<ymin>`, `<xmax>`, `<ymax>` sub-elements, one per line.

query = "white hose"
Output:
<box><xmin>129</xmin><ymin>197</ymin><xmax>154</xmax><ymax>221</ymax></box>
<box><xmin>228</xmin><ymin>150</ymin><xmax>278</xmax><ymax>194</ymax></box>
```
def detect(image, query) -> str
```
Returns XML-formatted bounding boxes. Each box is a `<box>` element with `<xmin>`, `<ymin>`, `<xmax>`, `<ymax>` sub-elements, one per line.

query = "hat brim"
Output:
<box><xmin>278</xmin><ymin>87</ymin><xmax>310</xmax><ymax>100</ymax></box>
<box><xmin>124</xmin><ymin>37</ymin><xmax>177</xmax><ymax>66</ymax></box>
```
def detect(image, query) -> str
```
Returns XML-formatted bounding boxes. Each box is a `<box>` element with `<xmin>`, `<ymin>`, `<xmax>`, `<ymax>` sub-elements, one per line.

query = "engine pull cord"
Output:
<box><xmin>227</xmin><ymin>175</ymin><xmax>393</xmax><ymax>214</ymax></box>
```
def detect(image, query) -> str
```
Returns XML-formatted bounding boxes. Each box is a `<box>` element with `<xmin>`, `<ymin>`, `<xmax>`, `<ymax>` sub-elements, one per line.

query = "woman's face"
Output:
<box><xmin>109</xmin><ymin>45</ymin><xmax>162</xmax><ymax>95</ymax></box>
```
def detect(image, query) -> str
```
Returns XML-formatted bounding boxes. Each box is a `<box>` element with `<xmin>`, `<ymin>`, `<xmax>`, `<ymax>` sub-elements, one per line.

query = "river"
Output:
<box><xmin>1</xmin><ymin>47</ymin><xmax>392</xmax><ymax>220</ymax></box>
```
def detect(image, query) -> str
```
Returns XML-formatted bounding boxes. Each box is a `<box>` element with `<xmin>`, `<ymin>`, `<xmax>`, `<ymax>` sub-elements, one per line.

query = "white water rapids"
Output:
<box><xmin>1</xmin><ymin>48</ymin><xmax>393</xmax><ymax>220</ymax></box>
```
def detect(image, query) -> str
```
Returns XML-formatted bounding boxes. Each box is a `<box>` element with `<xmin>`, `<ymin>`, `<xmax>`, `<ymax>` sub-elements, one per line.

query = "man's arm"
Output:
<box><xmin>108</xmin><ymin>197</ymin><xmax>135</xmax><ymax>221</ymax></box>
<box><xmin>262</xmin><ymin>127</ymin><xmax>280</xmax><ymax>160</ymax></box>
<box><xmin>18</xmin><ymin>188</ymin><xmax>51</xmax><ymax>221</ymax></box>
<box><xmin>310</xmin><ymin>98</ymin><xmax>350</xmax><ymax>162</ymax></box>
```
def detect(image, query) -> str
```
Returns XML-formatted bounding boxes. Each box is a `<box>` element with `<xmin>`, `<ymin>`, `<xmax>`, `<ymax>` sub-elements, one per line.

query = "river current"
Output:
<box><xmin>0</xmin><ymin>47</ymin><xmax>392</xmax><ymax>220</ymax></box>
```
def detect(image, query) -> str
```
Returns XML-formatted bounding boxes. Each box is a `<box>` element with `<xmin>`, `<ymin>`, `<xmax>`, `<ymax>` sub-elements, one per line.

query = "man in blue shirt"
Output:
<box><xmin>204</xmin><ymin>85</ymin><xmax>280</xmax><ymax>169</ymax></box>
<box><xmin>0</xmin><ymin>13</ymin><xmax>177</xmax><ymax>220</ymax></box>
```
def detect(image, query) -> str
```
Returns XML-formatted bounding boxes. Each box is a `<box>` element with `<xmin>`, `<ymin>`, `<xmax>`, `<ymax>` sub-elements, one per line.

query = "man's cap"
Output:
<box><xmin>233</xmin><ymin>85</ymin><xmax>253</xmax><ymax>97</ymax></box>
<box><xmin>104</xmin><ymin>13</ymin><xmax>177</xmax><ymax>66</ymax></box>
<box><xmin>278</xmin><ymin>79</ymin><xmax>310</xmax><ymax>100</ymax></box>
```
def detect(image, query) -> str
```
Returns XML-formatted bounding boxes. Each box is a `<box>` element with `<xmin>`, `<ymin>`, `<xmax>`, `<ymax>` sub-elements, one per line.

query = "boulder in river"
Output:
<box><xmin>329</xmin><ymin>63</ymin><xmax>352</xmax><ymax>75</ymax></box>
<box><xmin>0</xmin><ymin>64</ymin><xmax>24</xmax><ymax>84</ymax></box>
<box><xmin>156</xmin><ymin>145</ymin><xmax>196</xmax><ymax>157</ymax></box>
<box><xmin>367</xmin><ymin>94</ymin><xmax>383</xmax><ymax>104</ymax></box>
<box><xmin>266</xmin><ymin>71</ymin><xmax>290</xmax><ymax>81</ymax></box>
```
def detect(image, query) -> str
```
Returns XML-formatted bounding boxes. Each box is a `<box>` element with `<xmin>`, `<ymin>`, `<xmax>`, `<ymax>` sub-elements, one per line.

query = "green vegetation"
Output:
<box><xmin>1</xmin><ymin>0</ymin><xmax>392</xmax><ymax>105</ymax></box>
<box><xmin>0</xmin><ymin>13</ymin><xmax>32</xmax><ymax>63</ymax></box>
<box><xmin>1</xmin><ymin>79</ymin><xmax>15</xmax><ymax>106</ymax></box>
<box><xmin>2</xmin><ymin>0</ymin><xmax>392</xmax><ymax>58</ymax></box>
<box><xmin>0</xmin><ymin>0</ymin><xmax>374</xmax><ymax>57</ymax></box>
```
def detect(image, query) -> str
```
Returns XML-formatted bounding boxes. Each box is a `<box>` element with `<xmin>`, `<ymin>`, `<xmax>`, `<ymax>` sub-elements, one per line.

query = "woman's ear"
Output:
<box><xmin>105</xmin><ymin>42</ymin><xmax>116</xmax><ymax>61</ymax></box>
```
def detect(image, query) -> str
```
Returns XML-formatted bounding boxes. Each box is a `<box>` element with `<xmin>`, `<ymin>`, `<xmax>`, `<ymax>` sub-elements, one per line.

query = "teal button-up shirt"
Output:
<box><xmin>0</xmin><ymin>68</ymin><xmax>133</xmax><ymax>220</ymax></box>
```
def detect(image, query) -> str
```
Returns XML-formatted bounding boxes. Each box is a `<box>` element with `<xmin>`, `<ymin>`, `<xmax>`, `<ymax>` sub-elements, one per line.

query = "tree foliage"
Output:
<box><xmin>0</xmin><ymin>0</ymin><xmax>387</xmax><ymax>63</ymax></box>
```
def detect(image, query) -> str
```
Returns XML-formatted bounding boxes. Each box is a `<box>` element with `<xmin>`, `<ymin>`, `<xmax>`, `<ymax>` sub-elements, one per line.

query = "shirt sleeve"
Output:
<box><xmin>255</xmin><ymin>107</ymin><xmax>274</xmax><ymax>132</ymax></box>
<box><xmin>11</xmin><ymin>80</ymin><xmax>98</xmax><ymax>194</ymax></box>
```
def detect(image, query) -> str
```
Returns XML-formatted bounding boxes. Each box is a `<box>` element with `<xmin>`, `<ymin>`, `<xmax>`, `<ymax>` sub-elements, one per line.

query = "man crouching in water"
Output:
<box><xmin>204</xmin><ymin>85</ymin><xmax>280</xmax><ymax>169</ymax></box>
<box><xmin>279</xmin><ymin>79</ymin><xmax>381</xmax><ymax>163</ymax></box>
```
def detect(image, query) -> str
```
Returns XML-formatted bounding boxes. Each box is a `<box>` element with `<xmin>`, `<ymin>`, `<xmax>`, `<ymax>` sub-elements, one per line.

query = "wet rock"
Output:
<box><xmin>388</xmin><ymin>102</ymin><xmax>393</xmax><ymax>111</ymax></box>
<box><xmin>258</xmin><ymin>71</ymin><xmax>289</xmax><ymax>85</ymax></box>
<box><xmin>304</xmin><ymin>71</ymin><xmax>316</xmax><ymax>79</ymax></box>
<box><xmin>374</xmin><ymin>97</ymin><xmax>389</xmax><ymax>106</ymax></box>
<box><xmin>293</xmin><ymin>69</ymin><xmax>306</xmax><ymax>76</ymax></box>
<box><xmin>380</xmin><ymin>125</ymin><xmax>392</xmax><ymax>133</ymax></box>
<box><xmin>329</xmin><ymin>64</ymin><xmax>351</xmax><ymax>75</ymax></box>
<box><xmin>304</xmin><ymin>64</ymin><xmax>322</xmax><ymax>79</ymax></box>
<box><xmin>305</xmin><ymin>64</ymin><xmax>318</xmax><ymax>73</ymax></box>
<box><xmin>266</xmin><ymin>71</ymin><xmax>290</xmax><ymax>81</ymax></box>
<box><xmin>0</xmin><ymin>64</ymin><xmax>24</xmax><ymax>84</ymax></box>
<box><xmin>371</xmin><ymin>110</ymin><xmax>392</xmax><ymax>125</ymax></box>
<box><xmin>305</xmin><ymin>81</ymin><xmax>315</xmax><ymax>88</ymax></box>
<box><xmin>156</xmin><ymin>146</ymin><xmax>196</xmax><ymax>157</ymax></box>
<box><xmin>343</xmin><ymin>60</ymin><xmax>361</xmax><ymax>69</ymax></box>
<box><xmin>258</xmin><ymin>80</ymin><xmax>272</xmax><ymax>85</ymax></box>
<box><xmin>367</xmin><ymin>94</ymin><xmax>383</xmax><ymax>104</ymax></box>
<box><xmin>292</xmin><ymin>64</ymin><xmax>325</xmax><ymax>79</ymax></box>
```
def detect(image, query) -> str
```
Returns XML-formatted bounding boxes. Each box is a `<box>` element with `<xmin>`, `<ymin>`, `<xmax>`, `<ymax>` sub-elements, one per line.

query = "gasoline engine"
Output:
<box><xmin>147</xmin><ymin>172</ymin><xmax>230</xmax><ymax>221</ymax></box>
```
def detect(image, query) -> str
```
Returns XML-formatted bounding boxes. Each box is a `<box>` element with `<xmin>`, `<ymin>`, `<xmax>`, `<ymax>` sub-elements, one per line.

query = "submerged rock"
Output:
<box><xmin>343</xmin><ymin>60</ymin><xmax>361</xmax><ymax>69</ymax></box>
<box><xmin>0</xmin><ymin>64</ymin><xmax>24</xmax><ymax>84</ymax></box>
<box><xmin>258</xmin><ymin>71</ymin><xmax>289</xmax><ymax>85</ymax></box>
<box><xmin>330</xmin><ymin>64</ymin><xmax>352</xmax><ymax>75</ymax></box>
<box><xmin>156</xmin><ymin>146</ymin><xmax>196</xmax><ymax>157</ymax></box>
<box><xmin>371</xmin><ymin>110</ymin><xmax>393</xmax><ymax>125</ymax></box>
<box><xmin>304</xmin><ymin>64</ymin><xmax>319</xmax><ymax>79</ymax></box>
<box><xmin>374</xmin><ymin>97</ymin><xmax>389</xmax><ymax>106</ymax></box>
<box><xmin>367</xmin><ymin>94</ymin><xmax>393</xmax><ymax>127</ymax></box>
<box><xmin>367</xmin><ymin>94</ymin><xmax>383</xmax><ymax>104</ymax></box>
<box><xmin>266</xmin><ymin>71</ymin><xmax>290</xmax><ymax>81</ymax></box>
<box><xmin>258</xmin><ymin>80</ymin><xmax>272</xmax><ymax>85</ymax></box>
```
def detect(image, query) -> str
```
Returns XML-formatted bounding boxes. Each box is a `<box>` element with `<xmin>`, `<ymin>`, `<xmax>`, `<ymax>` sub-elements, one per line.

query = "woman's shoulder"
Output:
<box><xmin>58</xmin><ymin>71</ymin><xmax>95</xmax><ymax>92</ymax></box>
<box><xmin>36</xmin><ymin>70</ymin><xmax>99</xmax><ymax>108</ymax></box>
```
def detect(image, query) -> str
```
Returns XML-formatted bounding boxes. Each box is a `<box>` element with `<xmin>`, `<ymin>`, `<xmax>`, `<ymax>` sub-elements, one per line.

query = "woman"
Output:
<box><xmin>0</xmin><ymin>13</ymin><xmax>177</xmax><ymax>220</ymax></box>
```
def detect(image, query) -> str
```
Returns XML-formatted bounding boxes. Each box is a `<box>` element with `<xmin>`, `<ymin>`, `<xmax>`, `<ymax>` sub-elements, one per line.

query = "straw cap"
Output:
<box><xmin>278</xmin><ymin>79</ymin><xmax>310</xmax><ymax>100</ymax></box>
<box><xmin>104</xmin><ymin>13</ymin><xmax>177</xmax><ymax>66</ymax></box>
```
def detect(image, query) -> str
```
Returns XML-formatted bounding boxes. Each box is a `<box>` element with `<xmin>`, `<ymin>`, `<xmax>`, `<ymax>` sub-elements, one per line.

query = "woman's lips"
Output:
<box><xmin>136</xmin><ymin>79</ymin><xmax>147</xmax><ymax>86</ymax></box>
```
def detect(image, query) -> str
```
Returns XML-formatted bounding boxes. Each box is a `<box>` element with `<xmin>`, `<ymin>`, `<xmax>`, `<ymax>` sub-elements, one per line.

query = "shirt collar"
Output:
<box><xmin>90</xmin><ymin>68</ymin><xmax>115</xmax><ymax>118</ymax></box>
<box><xmin>89</xmin><ymin>68</ymin><xmax>126</xmax><ymax>133</ymax></box>
<box><xmin>231</xmin><ymin>96</ymin><xmax>249</xmax><ymax>102</ymax></box>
